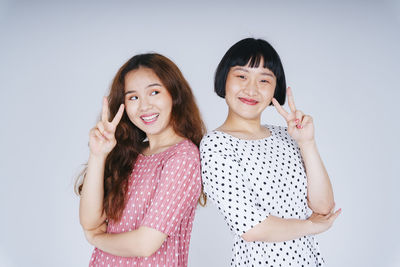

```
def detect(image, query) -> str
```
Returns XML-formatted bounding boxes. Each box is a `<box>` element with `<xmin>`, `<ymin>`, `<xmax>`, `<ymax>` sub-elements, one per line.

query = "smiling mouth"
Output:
<box><xmin>140</xmin><ymin>113</ymin><xmax>159</xmax><ymax>124</ymax></box>
<box><xmin>239</xmin><ymin>97</ymin><xmax>259</xmax><ymax>105</ymax></box>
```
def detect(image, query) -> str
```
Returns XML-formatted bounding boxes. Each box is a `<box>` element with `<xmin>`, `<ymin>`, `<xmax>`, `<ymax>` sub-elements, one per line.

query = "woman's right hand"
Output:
<box><xmin>89</xmin><ymin>97</ymin><xmax>125</xmax><ymax>157</ymax></box>
<box><xmin>307</xmin><ymin>207</ymin><xmax>341</xmax><ymax>235</ymax></box>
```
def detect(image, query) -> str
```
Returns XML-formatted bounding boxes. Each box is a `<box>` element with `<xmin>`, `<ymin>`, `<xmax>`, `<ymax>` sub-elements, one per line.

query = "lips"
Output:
<box><xmin>140</xmin><ymin>113</ymin><xmax>159</xmax><ymax>124</ymax></box>
<box><xmin>239</xmin><ymin>97</ymin><xmax>258</xmax><ymax>105</ymax></box>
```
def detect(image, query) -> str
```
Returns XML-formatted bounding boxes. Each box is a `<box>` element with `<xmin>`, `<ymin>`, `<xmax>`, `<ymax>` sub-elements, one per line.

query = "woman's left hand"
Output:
<box><xmin>84</xmin><ymin>222</ymin><xmax>107</xmax><ymax>246</ymax></box>
<box><xmin>272</xmin><ymin>87</ymin><xmax>315</xmax><ymax>146</ymax></box>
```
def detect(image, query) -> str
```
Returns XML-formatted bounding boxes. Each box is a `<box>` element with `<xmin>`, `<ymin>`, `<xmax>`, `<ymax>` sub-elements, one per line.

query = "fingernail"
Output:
<box><xmin>295</xmin><ymin>119</ymin><xmax>299</xmax><ymax>124</ymax></box>
<box><xmin>300</xmin><ymin>125</ymin><xmax>303</xmax><ymax>129</ymax></box>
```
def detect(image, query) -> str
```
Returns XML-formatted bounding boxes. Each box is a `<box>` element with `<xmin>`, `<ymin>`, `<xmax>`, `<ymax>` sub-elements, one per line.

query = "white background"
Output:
<box><xmin>1</xmin><ymin>0</ymin><xmax>399</xmax><ymax>266</ymax></box>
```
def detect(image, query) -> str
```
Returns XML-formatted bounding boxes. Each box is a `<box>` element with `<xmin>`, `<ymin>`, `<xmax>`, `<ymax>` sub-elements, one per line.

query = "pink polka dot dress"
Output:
<box><xmin>89</xmin><ymin>139</ymin><xmax>202</xmax><ymax>267</ymax></box>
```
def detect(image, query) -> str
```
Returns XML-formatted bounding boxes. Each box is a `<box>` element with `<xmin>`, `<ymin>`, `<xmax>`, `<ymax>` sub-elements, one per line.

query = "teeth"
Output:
<box><xmin>141</xmin><ymin>114</ymin><xmax>159</xmax><ymax>122</ymax></box>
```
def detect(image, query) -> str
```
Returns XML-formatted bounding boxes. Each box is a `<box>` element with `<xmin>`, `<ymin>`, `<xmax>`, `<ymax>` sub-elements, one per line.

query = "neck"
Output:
<box><xmin>146</xmin><ymin>125</ymin><xmax>183</xmax><ymax>153</ymax></box>
<box><xmin>218</xmin><ymin>109</ymin><xmax>270</xmax><ymax>140</ymax></box>
<box><xmin>222</xmin><ymin>109</ymin><xmax>262</xmax><ymax>133</ymax></box>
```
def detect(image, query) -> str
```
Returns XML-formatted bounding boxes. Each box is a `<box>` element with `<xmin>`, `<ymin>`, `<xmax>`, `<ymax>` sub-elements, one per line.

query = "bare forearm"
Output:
<box><xmin>299</xmin><ymin>141</ymin><xmax>334</xmax><ymax>214</ymax></box>
<box><xmin>92</xmin><ymin>227</ymin><xmax>166</xmax><ymax>258</ymax></box>
<box><xmin>242</xmin><ymin>215</ymin><xmax>313</xmax><ymax>242</ymax></box>
<box><xmin>79</xmin><ymin>154</ymin><xmax>107</xmax><ymax>229</ymax></box>
<box><xmin>93</xmin><ymin>231</ymin><xmax>143</xmax><ymax>257</ymax></box>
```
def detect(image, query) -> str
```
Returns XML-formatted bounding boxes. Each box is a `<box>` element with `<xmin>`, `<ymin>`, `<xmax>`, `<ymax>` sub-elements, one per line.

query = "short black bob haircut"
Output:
<box><xmin>214</xmin><ymin>38</ymin><xmax>286</xmax><ymax>105</ymax></box>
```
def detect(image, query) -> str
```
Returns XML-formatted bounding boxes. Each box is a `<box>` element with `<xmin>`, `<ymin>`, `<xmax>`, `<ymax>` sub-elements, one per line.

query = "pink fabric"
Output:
<box><xmin>89</xmin><ymin>139</ymin><xmax>201</xmax><ymax>267</ymax></box>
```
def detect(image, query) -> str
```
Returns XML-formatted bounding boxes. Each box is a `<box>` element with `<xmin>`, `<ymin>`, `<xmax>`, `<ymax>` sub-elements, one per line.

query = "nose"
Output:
<box><xmin>243</xmin><ymin>78</ymin><xmax>258</xmax><ymax>96</ymax></box>
<box><xmin>139</xmin><ymin>96</ymin><xmax>152</xmax><ymax>112</ymax></box>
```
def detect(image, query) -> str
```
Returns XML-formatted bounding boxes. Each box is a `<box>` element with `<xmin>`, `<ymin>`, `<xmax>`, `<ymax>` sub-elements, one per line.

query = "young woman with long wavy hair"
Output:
<box><xmin>76</xmin><ymin>53</ymin><xmax>206</xmax><ymax>267</ymax></box>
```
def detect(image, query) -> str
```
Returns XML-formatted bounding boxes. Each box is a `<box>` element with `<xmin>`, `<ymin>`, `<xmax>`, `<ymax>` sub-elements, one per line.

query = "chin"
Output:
<box><xmin>143</xmin><ymin>124</ymin><xmax>171</xmax><ymax>137</ymax></box>
<box><xmin>132</xmin><ymin>118</ymin><xmax>164</xmax><ymax>135</ymax></box>
<box><xmin>233</xmin><ymin>109</ymin><xmax>261</xmax><ymax>120</ymax></box>
<box><xmin>241</xmin><ymin>114</ymin><xmax>260</xmax><ymax>120</ymax></box>
<box><xmin>142</xmin><ymin>128</ymin><xmax>163</xmax><ymax>136</ymax></box>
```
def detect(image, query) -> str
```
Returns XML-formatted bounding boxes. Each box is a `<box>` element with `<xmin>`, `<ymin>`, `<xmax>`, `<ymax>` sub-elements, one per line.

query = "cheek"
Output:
<box><xmin>271</xmin><ymin>81</ymin><xmax>277</xmax><ymax>94</ymax></box>
<box><xmin>263</xmin><ymin>84</ymin><xmax>276</xmax><ymax>96</ymax></box>
<box><xmin>225</xmin><ymin>82</ymin><xmax>240</xmax><ymax>100</ymax></box>
<box><xmin>125</xmin><ymin>103</ymin><xmax>139</xmax><ymax>120</ymax></box>
<box><xmin>224</xmin><ymin>90</ymin><xmax>235</xmax><ymax>105</ymax></box>
<box><xmin>159</xmin><ymin>96</ymin><xmax>173</xmax><ymax>113</ymax></box>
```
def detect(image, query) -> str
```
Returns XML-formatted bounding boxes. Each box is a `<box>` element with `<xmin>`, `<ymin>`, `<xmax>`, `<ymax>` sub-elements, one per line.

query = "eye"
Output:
<box><xmin>260</xmin><ymin>79</ymin><xmax>269</xmax><ymax>83</ymax></box>
<box><xmin>129</xmin><ymin>95</ymin><xmax>138</xmax><ymax>100</ymax></box>
<box><xmin>151</xmin><ymin>90</ymin><xmax>160</xmax><ymax>96</ymax></box>
<box><xmin>236</xmin><ymin>75</ymin><xmax>246</xmax><ymax>80</ymax></box>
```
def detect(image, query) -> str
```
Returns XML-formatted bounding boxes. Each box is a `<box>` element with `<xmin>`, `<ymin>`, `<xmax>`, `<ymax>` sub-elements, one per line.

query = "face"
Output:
<box><xmin>124</xmin><ymin>67</ymin><xmax>173</xmax><ymax>137</ymax></box>
<box><xmin>225</xmin><ymin>59</ymin><xmax>277</xmax><ymax>120</ymax></box>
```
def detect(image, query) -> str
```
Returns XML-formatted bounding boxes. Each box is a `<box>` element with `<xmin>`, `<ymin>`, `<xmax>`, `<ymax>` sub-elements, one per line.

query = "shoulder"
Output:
<box><xmin>166</xmin><ymin>139</ymin><xmax>200</xmax><ymax>164</ymax></box>
<box><xmin>265</xmin><ymin>124</ymin><xmax>287</xmax><ymax>135</ymax></box>
<box><xmin>200</xmin><ymin>131</ymin><xmax>220</xmax><ymax>147</ymax></box>
<box><xmin>200</xmin><ymin>130</ymin><xmax>234</xmax><ymax>154</ymax></box>
<box><xmin>265</xmin><ymin>124</ymin><xmax>292</xmax><ymax>140</ymax></box>
<box><xmin>200</xmin><ymin>131</ymin><xmax>242</xmax><ymax>166</ymax></box>
<box><xmin>265</xmin><ymin>124</ymin><xmax>299</xmax><ymax>148</ymax></box>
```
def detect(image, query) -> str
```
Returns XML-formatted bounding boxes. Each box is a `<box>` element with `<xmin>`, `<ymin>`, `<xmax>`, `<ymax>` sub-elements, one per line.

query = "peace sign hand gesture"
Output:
<box><xmin>272</xmin><ymin>87</ymin><xmax>315</xmax><ymax>146</ymax></box>
<box><xmin>88</xmin><ymin>97</ymin><xmax>125</xmax><ymax>157</ymax></box>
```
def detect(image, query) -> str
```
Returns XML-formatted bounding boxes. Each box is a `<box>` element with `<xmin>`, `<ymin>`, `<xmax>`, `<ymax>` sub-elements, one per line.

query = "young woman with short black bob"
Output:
<box><xmin>200</xmin><ymin>38</ymin><xmax>340</xmax><ymax>266</ymax></box>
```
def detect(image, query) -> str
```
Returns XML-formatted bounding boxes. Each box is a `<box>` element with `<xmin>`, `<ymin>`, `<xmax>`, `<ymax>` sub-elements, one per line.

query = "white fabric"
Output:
<box><xmin>200</xmin><ymin>125</ymin><xmax>324</xmax><ymax>267</ymax></box>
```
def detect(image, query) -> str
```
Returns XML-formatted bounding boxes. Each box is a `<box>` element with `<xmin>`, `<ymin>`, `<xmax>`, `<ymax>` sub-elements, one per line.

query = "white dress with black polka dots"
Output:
<box><xmin>200</xmin><ymin>125</ymin><xmax>324</xmax><ymax>267</ymax></box>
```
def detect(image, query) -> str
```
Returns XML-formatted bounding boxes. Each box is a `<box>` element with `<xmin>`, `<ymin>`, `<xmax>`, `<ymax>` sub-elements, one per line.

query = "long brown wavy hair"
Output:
<box><xmin>76</xmin><ymin>53</ymin><xmax>207</xmax><ymax>222</ymax></box>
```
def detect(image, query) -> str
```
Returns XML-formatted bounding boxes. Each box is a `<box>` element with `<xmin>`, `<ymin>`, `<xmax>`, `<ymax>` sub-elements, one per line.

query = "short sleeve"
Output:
<box><xmin>200</xmin><ymin>148</ymin><xmax>268</xmax><ymax>237</ymax></box>
<box><xmin>140</xmin><ymin>153</ymin><xmax>201</xmax><ymax>236</ymax></box>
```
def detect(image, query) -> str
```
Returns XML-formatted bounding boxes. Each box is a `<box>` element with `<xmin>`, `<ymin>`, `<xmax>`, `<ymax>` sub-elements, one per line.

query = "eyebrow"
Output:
<box><xmin>232</xmin><ymin>67</ymin><xmax>274</xmax><ymax>77</ymax></box>
<box><xmin>125</xmin><ymin>83</ymin><xmax>162</xmax><ymax>95</ymax></box>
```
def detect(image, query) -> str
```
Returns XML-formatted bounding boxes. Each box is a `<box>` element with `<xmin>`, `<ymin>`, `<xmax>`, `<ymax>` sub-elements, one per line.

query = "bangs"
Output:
<box><xmin>228</xmin><ymin>44</ymin><xmax>281</xmax><ymax>77</ymax></box>
<box><xmin>214</xmin><ymin>38</ymin><xmax>286</xmax><ymax>103</ymax></box>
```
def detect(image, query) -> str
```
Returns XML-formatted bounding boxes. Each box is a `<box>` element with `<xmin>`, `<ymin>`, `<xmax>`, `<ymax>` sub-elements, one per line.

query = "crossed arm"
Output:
<box><xmin>241</xmin><ymin>152</ymin><xmax>338</xmax><ymax>243</ymax></box>
<box><xmin>243</xmin><ymin>88</ymin><xmax>339</xmax><ymax>242</ymax></box>
<box><xmin>241</xmin><ymin>140</ymin><xmax>339</xmax><ymax>243</ymax></box>
<box><xmin>79</xmin><ymin>98</ymin><xmax>166</xmax><ymax>257</ymax></box>
<box><xmin>80</xmin><ymin>154</ymin><xmax>167</xmax><ymax>257</ymax></box>
<box><xmin>84</xmin><ymin>222</ymin><xmax>167</xmax><ymax>257</ymax></box>
<box><xmin>203</xmin><ymin>88</ymin><xmax>340</xmax><ymax>243</ymax></box>
<box><xmin>241</xmin><ymin>142</ymin><xmax>339</xmax><ymax>242</ymax></box>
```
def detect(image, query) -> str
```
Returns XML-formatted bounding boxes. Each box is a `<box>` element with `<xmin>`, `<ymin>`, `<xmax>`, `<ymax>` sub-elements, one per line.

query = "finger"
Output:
<box><xmin>98</xmin><ymin>123</ymin><xmax>115</xmax><ymax>140</ymax></box>
<box><xmin>272</xmin><ymin>98</ymin><xmax>289</xmax><ymax>120</ymax></box>
<box><xmin>111</xmin><ymin>104</ymin><xmax>125</xmax><ymax>127</ymax></box>
<box><xmin>89</xmin><ymin>128</ymin><xmax>96</xmax><ymax>136</ymax></box>
<box><xmin>100</xmin><ymin>126</ymin><xmax>114</xmax><ymax>140</ymax></box>
<box><xmin>301</xmin><ymin>115</ymin><xmax>313</xmax><ymax>128</ymax></box>
<box><xmin>89</xmin><ymin>128</ymin><xmax>98</xmax><ymax>140</ymax></box>
<box><xmin>101</xmin><ymin>97</ymin><xmax>110</xmax><ymax>123</ymax></box>
<box><xmin>287</xmin><ymin>87</ymin><xmax>297</xmax><ymax>113</ymax></box>
<box><xmin>288</xmin><ymin>119</ymin><xmax>297</xmax><ymax>130</ymax></box>
<box><xmin>329</xmin><ymin>208</ymin><xmax>342</xmax><ymax>222</ymax></box>
<box><xmin>325</xmin><ymin>204</ymin><xmax>336</xmax><ymax>217</ymax></box>
<box><xmin>94</xmin><ymin>129</ymin><xmax>106</xmax><ymax>142</ymax></box>
<box><xmin>96</xmin><ymin>121</ymin><xmax>105</xmax><ymax>136</ymax></box>
<box><xmin>295</xmin><ymin>110</ymin><xmax>304</xmax><ymax>129</ymax></box>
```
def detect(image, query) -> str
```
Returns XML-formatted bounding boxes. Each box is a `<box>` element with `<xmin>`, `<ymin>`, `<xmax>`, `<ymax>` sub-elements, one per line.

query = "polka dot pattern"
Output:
<box><xmin>90</xmin><ymin>139</ymin><xmax>202</xmax><ymax>267</ymax></box>
<box><xmin>200</xmin><ymin>125</ymin><xmax>324</xmax><ymax>266</ymax></box>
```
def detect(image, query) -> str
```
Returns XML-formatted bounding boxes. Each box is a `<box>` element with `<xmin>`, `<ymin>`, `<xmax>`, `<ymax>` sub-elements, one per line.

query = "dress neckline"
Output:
<box><xmin>213</xmin><ymin>125</ymin><xmax>274</xmax><ymax>141</ymax></box>
<box><xmin>139</xmin><ymin>139</ymin><xmax>187</xmax><ymax>158</ymax></box>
